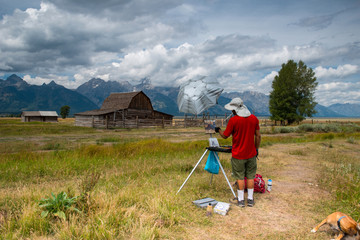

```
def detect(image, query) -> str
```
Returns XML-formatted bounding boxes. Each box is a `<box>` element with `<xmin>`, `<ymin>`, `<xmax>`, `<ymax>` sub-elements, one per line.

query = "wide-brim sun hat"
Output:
<box><xmin>224</xmin><ymin>97</ymin><xmax>251</xmax><ymax>117</ymax></box>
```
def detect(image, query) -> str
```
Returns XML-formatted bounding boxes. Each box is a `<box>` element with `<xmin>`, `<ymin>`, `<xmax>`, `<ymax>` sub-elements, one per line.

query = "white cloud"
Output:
<box><xmin>23</xmin><ymin>75</ymin><xmax>51</xmax><ymax>85</ymax></box>
<box><xmin>212</xmin><ymin>44</ymin><xmax>326</xmax><ymax>72</ymax></box>
<box><xmin>315</xmin><ymin>64</ymin><xmax>359</xmax><ymax>79</ymax></box>
<box><xmin>258</xmin><ymin>71</ymin><xmax>278</xmax><ymax>87</ymax></box>
<box><xmin>23</xmin><ymin>74</ymin><xmax>78</xmax><ymax>88</ymax></box>
<box><xmin>316</xmin><ymin>81</ymin><xmax>360</xmax><ymax>105</ymax></box>
<box><xmin>317</xmin><ymin>81</ymin><xmax>352</xmax><ymax>91</ymax></box>
<box><xmin>62</xmin><ymin>37</ymin><xmax>356</xmax><ymax>93</ymax></box>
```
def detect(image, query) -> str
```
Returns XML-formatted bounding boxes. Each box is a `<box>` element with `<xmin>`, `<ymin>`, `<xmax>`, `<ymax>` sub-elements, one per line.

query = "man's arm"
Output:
<box><xmin>215</xmin><ymin>127</ymin><xmax>229</xmax><ymax>139</ymax></box>
<box><xmin>218</xmin><ymin>128</ymin><xmax>229</xmax><ymax>139</ymax></box>
<box><xmin>255</xmin><ymin>129</ymin><xmax>261</xmax><ymax>149</ymax></box>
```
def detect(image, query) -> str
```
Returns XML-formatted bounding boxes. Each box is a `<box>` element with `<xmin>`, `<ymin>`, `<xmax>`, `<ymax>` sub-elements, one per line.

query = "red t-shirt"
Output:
<box><xmin>223</xmin><ymin>114</ymin><xmax>259</xmax><ymax>160</ymax></box>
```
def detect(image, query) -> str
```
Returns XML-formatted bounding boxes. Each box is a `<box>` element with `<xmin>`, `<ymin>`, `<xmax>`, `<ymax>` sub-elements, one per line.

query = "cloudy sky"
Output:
<box><xmin>0</xmin><ymin>0</ymin><xmax>359</xmax><ymax>106</ymax></box>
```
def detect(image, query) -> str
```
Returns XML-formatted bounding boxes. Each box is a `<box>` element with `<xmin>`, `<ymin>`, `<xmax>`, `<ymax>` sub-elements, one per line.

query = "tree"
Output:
<box><xmin>269</xmin><ymin>60</ymin><xmax>318</xmax><ymax>125</ymax></box>
<box><xmin>60</xmin><ymin>105</ymin><xmax>70</xmax><ymax>119</ymax></box>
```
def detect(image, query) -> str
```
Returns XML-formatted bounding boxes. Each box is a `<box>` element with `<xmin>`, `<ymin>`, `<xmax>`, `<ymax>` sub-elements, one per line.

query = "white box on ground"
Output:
<box><xmin>213</xmin><ymin>202</ymin><xmax>230</xmax><ymax>216</ymax></box>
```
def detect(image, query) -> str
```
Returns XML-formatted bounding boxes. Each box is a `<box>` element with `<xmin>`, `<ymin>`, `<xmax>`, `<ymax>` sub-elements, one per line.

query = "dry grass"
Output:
<box><xmin>0</xmin><ymin>118</ymin><xmax>359</xmax><ymax>239</ymax></box>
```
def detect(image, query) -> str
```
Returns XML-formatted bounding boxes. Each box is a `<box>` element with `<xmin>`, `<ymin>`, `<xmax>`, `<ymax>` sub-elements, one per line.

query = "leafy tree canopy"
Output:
<box><xmin>269</xmin><ymin>60</ymin><xmax>318</xmax><ymax>125</ymax></box>
<box><xmin>60</xmin><ymin>105</ymin><xmax>70</xmax><ymax>119</ymax></box>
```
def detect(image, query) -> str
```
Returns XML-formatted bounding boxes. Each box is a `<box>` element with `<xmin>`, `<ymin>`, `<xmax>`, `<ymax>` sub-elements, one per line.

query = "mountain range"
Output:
<box><xmin>0</xmin><ymin>75</ymin><xmax>98</xmax><ymax>115</ymax></box>
<box><xmin>1</xmin><ymin>74</ymin><xmax>360</xmax><ymax>117</ymax></box>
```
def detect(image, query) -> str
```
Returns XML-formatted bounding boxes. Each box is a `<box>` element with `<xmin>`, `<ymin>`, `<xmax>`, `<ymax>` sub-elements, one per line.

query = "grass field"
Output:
<box><xmin>0</xmin><ymin>118</ymin><xmax>359</xmax><ymax>239</ymax></box>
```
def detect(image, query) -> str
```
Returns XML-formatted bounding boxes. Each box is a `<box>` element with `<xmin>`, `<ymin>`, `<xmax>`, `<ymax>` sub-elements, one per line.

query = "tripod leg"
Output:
<box><xmin>176</xmin><ymin>149</ymin><xmax>209</xmax><ymax>195</ymax></box>
<box><xmin>214</xmin><ymin>153</ymin><xmax>237</xmax><ymax>198</ymax></box>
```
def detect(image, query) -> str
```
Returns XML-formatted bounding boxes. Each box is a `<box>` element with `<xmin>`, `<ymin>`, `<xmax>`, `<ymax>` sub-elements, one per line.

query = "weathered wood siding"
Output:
<box><xmin>128</xmin><ymin>94</ymin><xmax>153</xmax><ymax>110</ymax></box>
<box><xmin>75</xmin><ymin>117</ymin><xmax>172</xmax><ymax>128</ymax></box>
<box><xmin>126</xmin><ymin>109</ymin><xmax>153</xmax><ymax>119</ymax></box>
<box><xmin>22</xmin><ymin>116</ymin><xmax>58</xmax><ymax>122</ymax></box>
<box><xmin>75</xmin><ymin>109</ymin><xmax>172</xmax><ymax>128</ymax></box>
<box><xmin>153</xmin><ymin>111</ymin><xmax>172</xmax><ymax>120</ymax></box>
<box><xmin>75</xmin><ymin>115</ymin><xmax>102</xmax><ymax>127</ymax></box>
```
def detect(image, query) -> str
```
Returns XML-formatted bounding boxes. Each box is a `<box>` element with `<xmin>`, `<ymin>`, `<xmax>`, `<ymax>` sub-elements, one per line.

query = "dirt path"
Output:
<box><xmin>185</xmin><ymin>142</ymin><xmax>335</xmax><ymax>240</ymax></box>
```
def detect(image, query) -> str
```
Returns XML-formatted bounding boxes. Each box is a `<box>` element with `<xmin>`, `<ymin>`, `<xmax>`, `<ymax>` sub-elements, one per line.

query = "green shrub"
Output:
<box><xmin>297</xmin><ymin>124</ymin><xmax>315</xmax><ymax>132</ymax></box>
<box><xmin>274</xmin><ymin>127</ymin><xmax>295</xmax><ymax>133</ymax></box>
<box><xmin>340</xmin><ymin>123</ymin><xmax>360</xmax><ymax>133</ymax></box>
<box><xmin>322</xmin><ymin>124</ymin><xmax>341</xmax><ymax>132</ymax></box>
<box><xmin>298</xmin><ymin>124</ymin><xmax>341</xmax><ymax>133</ymax></box>
<box><xmin>39</xmin><ymin>192</ymin><xmax>80</xmax><ymax>221</ymax></box>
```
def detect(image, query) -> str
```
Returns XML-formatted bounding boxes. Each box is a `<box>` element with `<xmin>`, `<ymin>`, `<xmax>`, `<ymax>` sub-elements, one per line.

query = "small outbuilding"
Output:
<box><xmin>21</xmin><ymin>111</ymin><xmax>58</xmax><ymax>122</ymax></box>
<box><xmin>75</xmin><ymin>91</ymin><xmax>173</xmax><ymax>128</ymax></box>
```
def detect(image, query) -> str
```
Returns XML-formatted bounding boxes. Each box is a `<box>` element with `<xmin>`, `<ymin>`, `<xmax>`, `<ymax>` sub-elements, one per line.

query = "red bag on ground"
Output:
<box><xmin>244</xmin><ymin>174</ymin><xmax>266</xmax><ymax>193</ymax></box>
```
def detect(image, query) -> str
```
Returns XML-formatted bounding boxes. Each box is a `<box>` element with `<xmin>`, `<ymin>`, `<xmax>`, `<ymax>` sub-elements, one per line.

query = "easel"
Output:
<box><xmin>176</xmin><ymin>134</ymin><xmax>237</xmax><ymax>198</ymax></box>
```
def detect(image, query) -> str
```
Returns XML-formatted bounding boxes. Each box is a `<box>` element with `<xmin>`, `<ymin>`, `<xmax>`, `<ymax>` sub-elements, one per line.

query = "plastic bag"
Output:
<box><xmin>204</xmin><ymin>151</ymin><xmax>219</xmax><ymax>174</ymax></box>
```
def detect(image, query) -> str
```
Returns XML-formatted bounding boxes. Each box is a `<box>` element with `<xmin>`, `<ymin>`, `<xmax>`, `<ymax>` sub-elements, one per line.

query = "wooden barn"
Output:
<box><xmin>21</xmin><ymin>111</ymin><xmax>58</xmax><ymax>122</ymax></box>
<box><xmin>75</xmin><ymin>91</ymin><xmax>173</xmax><ymax>128</ymax></box>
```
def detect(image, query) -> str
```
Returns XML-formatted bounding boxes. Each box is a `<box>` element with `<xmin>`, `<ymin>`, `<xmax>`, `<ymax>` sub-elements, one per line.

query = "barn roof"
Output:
<box><xmin>101</xmin><ymin>91</ymin><xmax>144</xmax><ymax>110</ymax></box>
<box><xmin>22</xmin><ymin>111</ymin><xmax>58</xmax><ymax>117</ymax></box>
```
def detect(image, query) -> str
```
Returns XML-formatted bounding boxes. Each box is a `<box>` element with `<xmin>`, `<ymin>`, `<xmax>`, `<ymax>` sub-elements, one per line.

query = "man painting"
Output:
<box><xmin>216</xmin><ymin>98</ymin><xmax>261</xmax><ymax>207</ymax></box>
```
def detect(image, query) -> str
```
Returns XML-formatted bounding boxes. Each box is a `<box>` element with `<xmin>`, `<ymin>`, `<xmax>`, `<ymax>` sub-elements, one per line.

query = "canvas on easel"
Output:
<box><xmin>204</xmin><ymin>120</ymin><xmax>216</xmax><ymax>134</ymax></box>
<box><xmin>208</xmin><ymin>137</ymin><xmax>219</xmax><ymax>147</ymax></box>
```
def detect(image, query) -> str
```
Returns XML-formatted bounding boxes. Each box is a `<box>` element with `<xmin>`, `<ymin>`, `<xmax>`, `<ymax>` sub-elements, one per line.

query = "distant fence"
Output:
<box><xmin>171</xmin><ymin>117</ymin><xmax>360</xmax><ymax>128</ymax></box>
<box><xmin>173</xmin><ymin>118</ymin><xmax>277</xmax><ymax>128</ymax></box>
<box><xmin>76</xmin><ymin>116</ymin><xmax>172</xmax><ymax>129</ymax></box>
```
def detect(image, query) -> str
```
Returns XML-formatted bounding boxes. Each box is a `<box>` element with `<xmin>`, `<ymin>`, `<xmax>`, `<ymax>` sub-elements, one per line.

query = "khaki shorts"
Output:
<box><xmin>231</xmin><ymin>156</ymin><xmax>257</xmax><ymax>180</ymax></box>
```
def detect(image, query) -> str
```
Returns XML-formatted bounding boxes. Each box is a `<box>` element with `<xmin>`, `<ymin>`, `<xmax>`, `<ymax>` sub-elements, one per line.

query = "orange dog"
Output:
<box><xmin>311</xmin><ymin>212</ymin><xmax>360</xmax><ymax>240</ymax></box>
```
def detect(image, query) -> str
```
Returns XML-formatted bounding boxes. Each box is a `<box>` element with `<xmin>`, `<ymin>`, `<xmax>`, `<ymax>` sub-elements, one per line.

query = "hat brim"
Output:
<box><xmin>224</xmin><ymin>103</ymin><xmax>251</xmax><ymax>117</ymax></box>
